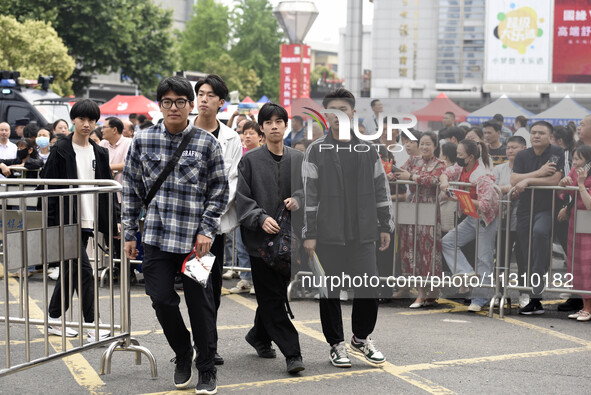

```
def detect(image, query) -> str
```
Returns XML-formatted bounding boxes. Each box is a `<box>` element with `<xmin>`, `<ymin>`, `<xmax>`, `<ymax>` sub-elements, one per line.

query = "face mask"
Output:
<box><xmin>456</xmin><ymin>157</ymin><xmax>467</xmax><ymax>167</ymax></box>
<box><xmin>17</xmin><ymin>148</ymin><xmax>28</xmax><ymax>160</ymax></box>
<box><xmin>36</xmin><ymin>136</ymin><xmax>50</xmax><ymax>148</ymax></box>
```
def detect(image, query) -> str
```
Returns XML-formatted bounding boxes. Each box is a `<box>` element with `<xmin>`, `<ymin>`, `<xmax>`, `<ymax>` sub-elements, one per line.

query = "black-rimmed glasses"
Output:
<box><xmin>160</xmin><ymin>98</ymin><xmax>190</xmax><ymax>109</ymax></box>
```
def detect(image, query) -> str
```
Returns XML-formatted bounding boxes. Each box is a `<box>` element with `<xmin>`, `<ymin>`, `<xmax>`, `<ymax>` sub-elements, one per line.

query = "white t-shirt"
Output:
<box><xmin>73</xmin><ymin>142</ymin><xmax>96</xmax><ymax>229</ymax></box>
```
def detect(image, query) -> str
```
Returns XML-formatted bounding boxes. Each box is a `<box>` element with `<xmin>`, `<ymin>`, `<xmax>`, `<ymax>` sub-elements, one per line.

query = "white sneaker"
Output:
<box><xmin>468</xmin><ymin>303</ymin><xmax>482</xmax><ymax>312</ymax></box>
<box><xmin>87</xmin><ymin>324</ymin><xmax>111</xmax><ymax>343</ymax></box>
<box><xmin>339</xmin><ymin>290</ymin><xmax>349</xmax><ymax>302</ymax></box>
<box><xmin>47</xmin><ymin>317</ymin><xmax>78</xmax><ymax>337</ymax></box>
<box><xmin>250</xmin><ymin>285</ymin><xmax>256</xmax><ymax>295</ymax></box>
<box><xmin>222</xmin><ymin>270</ymin><xmax>239</xmax><ymax>280</ymax></box>
<box><xmin>519</xmin><ymin>294</ymin><xmax>530</xmax><ymax>309</ymax></box>
<box><xmin>47</xmin><ymin>267</ymin><xmax>59</xmax><ymax>281</ymax></box>
<box><xmin>230</xmin><ymin>280</ymin><xmax>251</xmax><ymax>294</ymax></box>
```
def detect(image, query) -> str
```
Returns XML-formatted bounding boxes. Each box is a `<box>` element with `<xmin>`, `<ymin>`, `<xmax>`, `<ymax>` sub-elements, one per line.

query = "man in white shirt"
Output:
<box><xmin>0</xmin><ymin>122</ymin><xmax>17</xmax><ymax>159</ymax></box>
<box><xmin>99</xmin><ymin>116</ymin><xmax>132</xmax><ymax>193</ymax></box>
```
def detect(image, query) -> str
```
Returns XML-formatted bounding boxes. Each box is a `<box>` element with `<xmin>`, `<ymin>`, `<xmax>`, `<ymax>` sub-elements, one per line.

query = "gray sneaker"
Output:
<box><xmin>329</xmin><ymin>342</ymin><xmax>351</xmax><ymax>368</ymax></box>
<box><xmin>349</xmin><ymin>337</ymin><xmax>385</xmax><ymax>364</ymax></box>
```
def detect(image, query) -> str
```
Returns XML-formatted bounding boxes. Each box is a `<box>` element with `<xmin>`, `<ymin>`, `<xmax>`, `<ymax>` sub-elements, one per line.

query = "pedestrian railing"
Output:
<box><xmin>0</xmin><ymin>179</ymin><xmax>156</xmax><ymax>378</ymax></box>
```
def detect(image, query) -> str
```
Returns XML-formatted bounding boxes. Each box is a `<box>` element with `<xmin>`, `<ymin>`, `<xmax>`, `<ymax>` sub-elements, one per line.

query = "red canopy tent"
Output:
<box><xmin>99</xmin><ymin>95</ymin><xmax>160</xmax><ymax>117</ymax></box>
<box><xmin>241</xmin><ymin>96</ymin><xmax>255</xmax><ymax>103</ymax></box>
<box><xmin>412</xmin><ymin>92</ymin><xmax>469</xmax><ymax>122</ymax></box>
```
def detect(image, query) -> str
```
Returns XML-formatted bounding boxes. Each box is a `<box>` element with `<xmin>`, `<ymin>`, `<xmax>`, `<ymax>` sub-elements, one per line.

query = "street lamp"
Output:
<box><xmin>273</xmin><ymin>1</ymin><xmax>319</xmax><ymax>107</ymax></box>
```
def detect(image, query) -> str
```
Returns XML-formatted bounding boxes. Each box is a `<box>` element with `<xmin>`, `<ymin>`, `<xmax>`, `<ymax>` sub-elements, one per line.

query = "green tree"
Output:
<box><xmin>203</xmin><ymin>54</ymin><xmax>260</xmax><ymax>99</ymax></box>
<box><xmin>0</xmin><ymin>15</ymin><xmax>75</xmax><ymax>96</ymax></box>
<box><xmin>230</xmin><ymin>0</ymin><xmax>285</xmax><ymax>101</ymax></box>
<box><xmin>0</xmin><ymin>0</ymin><xmax>175</xmax><ymax>95</ymax></box>
<box><xmin>310</xmin><ymin>65</ymin><xmax>339</xmax><ymax>90</ymax></box>
<box><xmin>179</xmin><ymin>0</ymin><xmax>230</xmax><ymax>72</ymax></box>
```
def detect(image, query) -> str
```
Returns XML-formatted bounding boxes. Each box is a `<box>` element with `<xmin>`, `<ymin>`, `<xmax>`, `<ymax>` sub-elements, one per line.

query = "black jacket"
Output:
<box><xmin>236</xmin><ymin>145</ymin><xmax>304</xmax><ymax>257</ymax></box>
<box><xmin>39</xmin><ymin>134</ymin><xmax>119</xmax><ymax>235</ymax></box>
<box><xmin>302</xmin><ymin>130</ymin><xmax>394</xmax><ymax>245</ymax></box>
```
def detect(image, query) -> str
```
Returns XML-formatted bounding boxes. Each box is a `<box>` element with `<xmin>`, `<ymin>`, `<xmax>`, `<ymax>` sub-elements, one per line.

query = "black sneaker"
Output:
<box><xmin>195</xmin><ymin>367</ymin><xmax>217</xmax><ymax>394</ymax></box>
<box><xmin>245</xmin><ymin>330</ymin><xmax>277</xmax><ymax>358</ymax></box>
<box><xmin>286</xmin><ymin>356</ymin><xmax>305</xmax><ymax>374</ymax></box>
<box><xmin>519</xmin><ymin>300</ymin><xmax>545</xmax><ymax>315</ymax></box>
<box><xmin>557</xmin><ymin>297</ymin><xmax>584</xmax><ymax>312</ymax></box>
<box><xmin>172</xmin><ymin>347</ymin><xmax>195</xmax><ymax>389</ymax></box>
<box><xmin>214</xmin><ymin>352</ymin><xmax>224</xmax><ymax>365</ymax></box>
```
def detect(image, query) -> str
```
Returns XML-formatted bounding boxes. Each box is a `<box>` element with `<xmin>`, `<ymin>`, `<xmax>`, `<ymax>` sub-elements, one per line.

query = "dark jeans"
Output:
<box><xmin>142</xmin><ymin>244</ymin><xmax>216</xmax><ymax>372</ymax></box>
<box><xmin>315</xmin><ymin>241</ymin><xmax>379</xmax><ymax>346</ymax></box>
<box><xmin>249</xmin><ymin>256</ymin><xmax>301</xmax><ymax>358</ymax></box>
<box><xmin>517</xmin><ymin>210</ymin><xmax>552</xmax><ymax>297</ymax></box>
<box><xmin>498</xmin><ymin>229</ymin><xmax>525</xmax><ymax>279</ymax></box>
<box><xmin>209</xmin><ymin>234</ymin><xmax>224</xmax><ymax>354</ymax></box>
<box><xmin>48</xmin><ymin>231</ymin><xmax>94</xmax><ymax>322</ymax></box>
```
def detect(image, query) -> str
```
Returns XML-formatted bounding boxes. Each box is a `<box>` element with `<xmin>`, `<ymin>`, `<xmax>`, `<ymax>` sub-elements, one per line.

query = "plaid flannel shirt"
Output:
<box><xmin>122</xmin><ymin>122</ymin><xmax>229</xmax><ymax>254</ymax></box>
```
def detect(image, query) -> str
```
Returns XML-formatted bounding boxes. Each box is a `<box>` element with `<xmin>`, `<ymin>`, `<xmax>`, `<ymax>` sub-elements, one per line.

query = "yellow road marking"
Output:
<box><xmin>227</xmin><ymin>293</ymin><xmax>456</xmax><ymax>394</ymax></box>
<box><xmin>1</xmin><ymin>264</ymin><xmax>105</xmax><ymax>391</ymax></box>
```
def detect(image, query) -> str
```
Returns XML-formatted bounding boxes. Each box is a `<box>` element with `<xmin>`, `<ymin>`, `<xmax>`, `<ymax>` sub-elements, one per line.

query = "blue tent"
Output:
<box><xmin>257</xmin><ymin>95</ymin><xmax>270</xmax><ymax>103</ymax></box>
<box><xmin>220</xmin><ymin>101</ymin><xmax>229</xmax><ymax>112</ymax></box>
<box><xmin>531</xmin><ymin>96</ymin><xmax>591</xmax><ymax>126</ymax></box>
<box><xmin>466</xmin><ymin>94</ymin><xmax>534</xmax><ymax>125</ymax></box>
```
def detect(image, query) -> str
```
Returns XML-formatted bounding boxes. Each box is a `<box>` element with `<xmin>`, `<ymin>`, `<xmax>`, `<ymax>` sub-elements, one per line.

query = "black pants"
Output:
<box><xmin>49</xmin><ymin>231</ymin><xmax>94</xmax><ymax>322</ymax></box>
<box><xmin>516</xmin><ymin>211</ymin><xmax>552</xmax><ymax>297</ymax></box>
<box><xmin>249</xmin><ymin>256</ymin><xmax>301</xmax><ymax>358</ymax></box>
<box><xmin>315</xmin><ymin>241</ymin><xmax>379</xmax><ymax>346</ymax></box>
<box><xmin>209</xmin><ymin>234</ymin><xmax>224</xmax><ymax>354</ymax></box>
<box><xmin>142</xmin><ymin>244</ymin><xmax>216</xmax><ymax>372</ymax></box>
<box><xmin>498</xmin><ymin>229</ymin><xmax>525</xmax><ymax>279</ymax></box>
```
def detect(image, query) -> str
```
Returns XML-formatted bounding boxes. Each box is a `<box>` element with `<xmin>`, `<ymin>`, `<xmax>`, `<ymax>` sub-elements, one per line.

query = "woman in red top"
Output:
<box><xmin>394</xmin><ymin>132</ymin><xmax>446</xmax><ymax>308</ymax></box>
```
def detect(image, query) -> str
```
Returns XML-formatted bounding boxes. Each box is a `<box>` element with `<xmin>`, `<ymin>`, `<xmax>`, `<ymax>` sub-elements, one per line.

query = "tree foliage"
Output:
<box><xmin>311</xmin><ymin>65</ymin><xmax>339</xmax><ymax>89</ymax></box>
<box><xmin>203</xmin><ymin>54</ymin><xmax>261</xmax><ymax>99</ymax></box>
<box><xmin>0</xmin><ymin>0</ymin><xmax>175</xmax><ymax>95</ymax></box>
<box><xmin>179</xmin><ymin>0</ymin><xmax>230</xmax><ymax>72</ymax></box>
<box><xmin>230</xmin><ymin>0</ymin><xmax>285</xmax><ymax>101</ymax></box>
<box><xmin>0</xmin><ymin>15</ymin><xmax>75</xmax><ymax>96</ymax></box>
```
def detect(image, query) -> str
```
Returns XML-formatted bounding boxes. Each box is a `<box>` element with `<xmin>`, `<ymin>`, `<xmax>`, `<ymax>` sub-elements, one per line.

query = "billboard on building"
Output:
<box><xmin>553</xmin><ymin>0</ymin><xmax>591</xmax><ymax>82</ymax></box>
<box><xmin>484</xmin><ymin>0</ymin><xmax>552</xmax><ymax>83</ymax></box>
<box><xmin>279</xmin><ymin>44</ymin><xmax>311</xmax><ymax>108</ymax></box>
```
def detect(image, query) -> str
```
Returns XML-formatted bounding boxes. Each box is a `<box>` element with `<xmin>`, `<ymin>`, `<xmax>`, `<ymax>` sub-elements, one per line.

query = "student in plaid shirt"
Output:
<box><xmin>122</xmin><ymin>76</ymin><xmax>228</xmax><ymax>394</ymax></box>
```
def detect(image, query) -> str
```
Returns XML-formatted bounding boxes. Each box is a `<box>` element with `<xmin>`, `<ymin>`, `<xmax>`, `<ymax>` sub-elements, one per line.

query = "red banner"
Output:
<box><xmin>452</xmin><ymin>189</ymin><xmax>479</xmax><ymax>219</ymax></box>
<box><xmin>279</xmin><ymin>44</ymin><xmax>311</xmax><ymax>108</ymax></box>
<box><xmin>553</xmin><ymin>0</ymin><xmax>591</xmax><ymax>83</ymax></box>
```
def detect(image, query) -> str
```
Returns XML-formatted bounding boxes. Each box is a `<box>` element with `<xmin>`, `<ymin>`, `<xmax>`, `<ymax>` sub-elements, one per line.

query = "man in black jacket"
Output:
<box><xmin>302</xmin><ymin>88</ymin><xmax>393</xmax><ymax>368</ymax></box>
<box><xmin>41</xmin><ymin>99</ymin><xmax>118</xmax><ymax>342</ymax></box>
<box><xmin>236</xmin><ymin>102</ymin><xmax>305</xmax><ymax>374</ymax></box>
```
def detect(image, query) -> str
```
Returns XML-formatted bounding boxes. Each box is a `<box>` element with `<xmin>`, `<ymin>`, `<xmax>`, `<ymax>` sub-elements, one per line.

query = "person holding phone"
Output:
<box><xmin>511</xmin><ymin>121</ymin><xmax>565</xmax><ymax>315</ymax></box>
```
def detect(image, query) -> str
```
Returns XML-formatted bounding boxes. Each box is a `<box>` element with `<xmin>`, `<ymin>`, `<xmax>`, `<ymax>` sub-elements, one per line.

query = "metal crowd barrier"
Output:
<box><xmin>498</xmin><ymin>185</ymin><xmax>590</xmax><ymax>318</ymax></box>
<box><xmin>0</xmin><ymin>179</ymin><xmax>156</xmax><ymax>378</ymax></box>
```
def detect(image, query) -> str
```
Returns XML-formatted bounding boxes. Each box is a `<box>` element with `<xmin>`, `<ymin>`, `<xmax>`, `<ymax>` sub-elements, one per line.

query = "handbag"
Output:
<box><xmin>257</xmin><ymin>205</ymin><xmax>295</xmax><ymax>278</ymax></box>
<box><xmin>143</xmin><ymin>127</ymin><xmax>198</xmax><ymax>208</ymax></box>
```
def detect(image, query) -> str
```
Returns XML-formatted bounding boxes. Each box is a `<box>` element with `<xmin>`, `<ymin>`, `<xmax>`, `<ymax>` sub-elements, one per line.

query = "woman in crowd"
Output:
<box><xmin>90</xmin><ymin>127</ymin><xmax>102</xmax><ymax>144</ymax></box>
<box><xmin>242</xmin><ymin>120</ymin><xmax>263</xmax><ymax>153</ymax></box>
<box><xmin>52</xmin><ymin>119</ymin><xmax>69</xmax><ymax>136</ymax></box>
<box><xmin>394</xmin><ymin>132</ymin><xmax>445</xmax><ymax>308</ymax></box>
<box><xmin>440</xmin><ymin>139</ymin><xmax>499</xmax><ymax>312</ymax></box>
<box><xmin>465</xmin><ymin>127</ymin><xmax>492</xmax><ymax>168</ymax></box>
<box><xmin>36</xmin><ymin>128</ymin><xmax>53</xmax><ymax>164</ymax></box>
<box><xmin>551</xmin><ymin>125</ymin><xmax>575</xmax><ymax>176</ymax></box>
<box><xmin>0</xmin><ymin>138</ymin><xmax>44</xmax><ymax>178</ymax></box>
<box><xmin>439</xmin><ymin>142</ymin><xmax>458</xmax><ymax>235</ymax></box>
<box><xmin>558</xmin><ymin>145</ymin><xmax>591</xmax><ymax>321</ymax></box>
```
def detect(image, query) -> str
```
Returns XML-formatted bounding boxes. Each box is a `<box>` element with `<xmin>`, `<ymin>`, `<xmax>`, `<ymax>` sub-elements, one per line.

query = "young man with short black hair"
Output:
<box><xmin>42</xmin><ymin>99</ymin><xmax>116</xmax><ymax>342</ymax></box>
<box><xmin>483</xmin><ymin>120</ymin><xmax>507</xmax><ymax>166</ymax></box>
<box><xmin>193</xmin><ymin>74</ymin><xmax>243</xmax><ymax>367</ymax></box>
<box><xmin>99</xmin><ymin>116</ymin><xmax>132</xmax><ymax>192</ymax></box>
<box><xmin>123</xmin><ymin>76</ymin><xmax>229</xmax><ymax>394</ymax></box>
<box><xmin>511</xmin><ymin>121</ymin><xmax>564</xmax><ymax>315</ymax></box>
<box><xmin>302</xmin><ymin>88</ymin><xmax>393</xmax><ymax>368</ymax></box>
<box><xmin>236</xmin><ymin>102</ymin><xmax>305</xmax><ymax>374</ymax></box>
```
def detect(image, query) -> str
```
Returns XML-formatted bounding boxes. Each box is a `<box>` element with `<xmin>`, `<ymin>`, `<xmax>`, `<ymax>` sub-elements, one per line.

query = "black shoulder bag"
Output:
<box><xmin>144</xmin><ymin>127</ymin><xmax>197</xmax><ymax>208</ymax></box>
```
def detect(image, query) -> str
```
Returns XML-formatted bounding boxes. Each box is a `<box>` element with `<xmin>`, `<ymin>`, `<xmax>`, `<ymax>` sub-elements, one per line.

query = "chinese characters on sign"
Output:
<box><xmin>279</xmin><ymin>44</ymin><xmax>311</xmax><ymax>107</ymax></box>
<box><xmin>485</xmin><ymin>0</ymin><xmax>551</xmax><ymax>83</ymax></box>
<box><xmin>553</xmin><ymin>1</ymin><xmax>591</xmax><ymax>83</ymax></box>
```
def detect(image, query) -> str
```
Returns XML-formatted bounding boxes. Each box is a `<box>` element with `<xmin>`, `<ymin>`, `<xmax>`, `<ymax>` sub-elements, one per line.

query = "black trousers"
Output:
<box><xmin>142</xmin><ymin>244</ymin><xmax>216</xmax><ymax>372</ymax></box>
<box><xmin>208</xmin><ymin>234</ymin><xmax>224</xmax><ymax>355</ymax></box>
<box><xmin>249</xmin><ymin>256</ymin><xmax>301</xmax><ymax>358</ymax></box>
<box><xmin>315</xmin><ymin>241</ymin><xmax>379</xmax><ymax>346</ymax></box>
<box><xmin>49</xmin><ymin>231</ymin><xmax>94</xmax><ymax>322</ymax></box>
